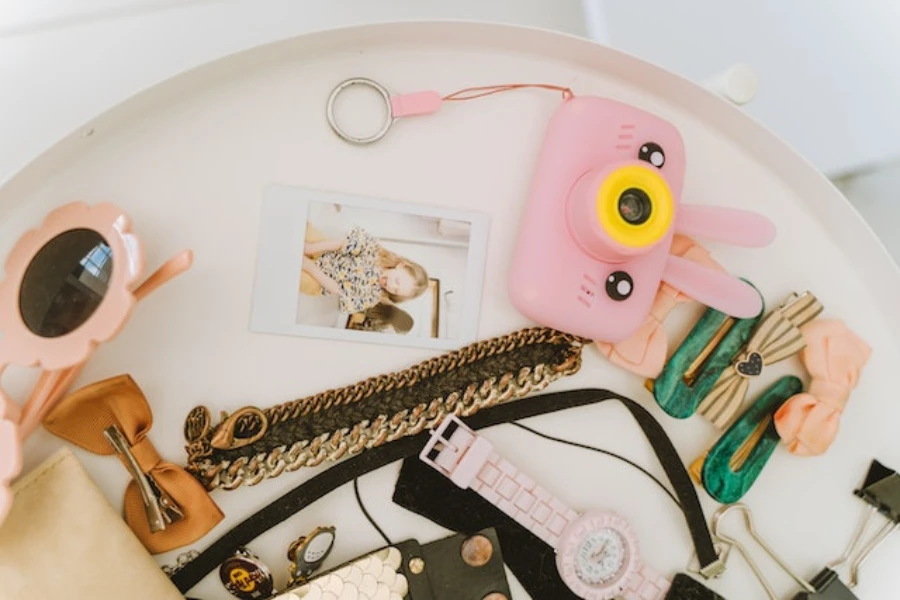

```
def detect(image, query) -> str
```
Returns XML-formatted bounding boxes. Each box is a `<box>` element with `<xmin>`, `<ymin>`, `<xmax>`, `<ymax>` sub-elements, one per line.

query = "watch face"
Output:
<box><xmin>574</xmin><ymin>527</ymin><xmax>627</xmax><ymax>584</ymax></box>
<box><xmin>556</xmin><ymin>510</ymin><xmax>640</xmax><ymax>600</ymax></box>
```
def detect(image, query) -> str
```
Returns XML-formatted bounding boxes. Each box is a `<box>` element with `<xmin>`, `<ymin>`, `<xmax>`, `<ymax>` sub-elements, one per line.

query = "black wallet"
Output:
<box><xmin>395</xmin><ymin>528</ymin><xmax>512</xmax><ymax>600</ymax></box>
<box><xmin>270</xmin><ymin>528</ymin><xmax>510</xmax><ymax>600</ymax></box>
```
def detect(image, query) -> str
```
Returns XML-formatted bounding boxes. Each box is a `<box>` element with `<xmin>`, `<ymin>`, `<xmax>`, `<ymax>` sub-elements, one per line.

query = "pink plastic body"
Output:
<box><xmin>509</xmin><ymin>96</ymin><xmax>773</xmax><ymax>342</ymax></box>
<box><xmin>508</xmin><ymin>96</ymin><xmax>687</xmax><ymax>343</ymax></box>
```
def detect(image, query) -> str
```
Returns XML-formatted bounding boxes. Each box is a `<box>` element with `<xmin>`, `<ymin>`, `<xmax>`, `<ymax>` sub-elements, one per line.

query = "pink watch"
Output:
<box><xmin>420</xmin><ymin>415</ymin><xmax>670</xmax><ymax>600</ymax></box>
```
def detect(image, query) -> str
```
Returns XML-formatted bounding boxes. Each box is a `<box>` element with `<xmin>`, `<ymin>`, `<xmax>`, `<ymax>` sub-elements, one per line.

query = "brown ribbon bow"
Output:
<box><xmin>44</xmin><ymin>374</ymin><xmax>223</xmax><ymax>554</ymax></box>
<box><xmin>595</xmin><ymin>235</ymin><xmax>725</xmax><ymax>378</ymax></box>
<box><xmin>697</xmin><ymin>291</ymin><xmax>823</xmax><ymax>429</ymax></box>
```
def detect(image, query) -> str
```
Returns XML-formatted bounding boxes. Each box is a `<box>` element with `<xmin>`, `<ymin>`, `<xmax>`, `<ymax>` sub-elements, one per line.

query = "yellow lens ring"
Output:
<box><xmin>596</xmin><ymin>166</ymin><xmax>674</xmax><ymax>248</ymax></box>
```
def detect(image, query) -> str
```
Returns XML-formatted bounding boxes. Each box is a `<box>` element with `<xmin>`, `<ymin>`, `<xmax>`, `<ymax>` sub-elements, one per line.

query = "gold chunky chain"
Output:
<box><xmin>185</xmin><ymin>327</ymin><xmax>584</xmax><ymax>491</ymax></box>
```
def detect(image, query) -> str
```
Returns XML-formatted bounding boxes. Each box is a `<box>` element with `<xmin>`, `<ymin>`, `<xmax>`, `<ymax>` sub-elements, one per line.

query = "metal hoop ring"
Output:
<box><xmin>326</xmin><ymin>78</ymin><xmax>393</xmax><ymax>145</ymax></box>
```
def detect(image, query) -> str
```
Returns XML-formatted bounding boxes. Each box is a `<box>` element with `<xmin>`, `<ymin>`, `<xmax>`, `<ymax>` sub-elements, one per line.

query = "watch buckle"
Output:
<box><xmin>420</xmin><ymin>415</ymin><xmax>471</xmax><ymax>472</ymax></box>
<box><xmin>420</xmin><ymin>415</ymin><xmax>493</xmax><ymax>489</ymax></box>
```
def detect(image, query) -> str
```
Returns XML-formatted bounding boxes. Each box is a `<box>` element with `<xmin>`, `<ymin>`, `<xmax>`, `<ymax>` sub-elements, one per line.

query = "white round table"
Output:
<box><xmin>3</xmin><ymin>21</ymin><xmax>899</xmax><ymax>599</ymax></box>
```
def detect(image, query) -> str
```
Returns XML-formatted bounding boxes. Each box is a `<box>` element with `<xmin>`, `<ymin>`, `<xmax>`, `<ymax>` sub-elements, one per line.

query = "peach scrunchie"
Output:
<box><xmin>774</xmin><ymin>319</ymin><xmax>871</xmax><ymax>456</ymax></box>
<box><xmin>594</xmin><ymin>235</ymin><xmax>725</xmax><ymax>378</ymax></box>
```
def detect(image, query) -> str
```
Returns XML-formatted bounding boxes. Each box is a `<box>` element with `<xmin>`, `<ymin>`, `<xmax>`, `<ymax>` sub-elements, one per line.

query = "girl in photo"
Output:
<box><xmin>302</xmin><ymin>225</ymin><xmax>429</xmax><ymax>314</ymax></box>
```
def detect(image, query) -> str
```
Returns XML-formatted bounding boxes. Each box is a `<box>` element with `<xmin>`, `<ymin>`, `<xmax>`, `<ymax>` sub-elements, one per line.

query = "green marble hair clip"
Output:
<box><xmin>689</xmin><ymin>375</ymin><xmax>803</xmax><ymax>504</ymax></box>
<box><xmin>648</xmin><ymin>281</ymin><xmax>764</xmax><ymax>420</ymax></box>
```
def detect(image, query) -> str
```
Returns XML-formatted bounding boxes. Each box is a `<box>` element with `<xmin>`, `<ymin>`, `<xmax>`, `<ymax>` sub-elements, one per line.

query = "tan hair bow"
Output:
<box><xmin>44</xmin><ymin>374</ymin><xmax>223</xmax><ymax>554</ymax></box>
<box><xmin>698</xmin><ymin>291</ymin><xmax>823</xmax><ymax>429</ymax></box>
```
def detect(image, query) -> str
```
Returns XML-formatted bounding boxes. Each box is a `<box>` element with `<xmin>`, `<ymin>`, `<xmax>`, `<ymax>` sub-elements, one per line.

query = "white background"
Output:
<box><xmin>584</xmin><ymin>0</ymin><xmax>900</xmax><ymax>177</ymax></box>
<box><xmin>2</xmin><ymin>5</ymin><xmax>900</xmax><ymax>600</ymax></box>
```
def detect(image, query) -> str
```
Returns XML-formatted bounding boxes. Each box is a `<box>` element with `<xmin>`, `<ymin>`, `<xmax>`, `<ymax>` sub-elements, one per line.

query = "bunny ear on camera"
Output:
<box><xmin>661</xmin><ymin>256</ymin><xmax>764</xmax><ymax>318</ymax></box>
<box><xmin>676</xmin><ymin>204</ymin><xmax>776</xmax><ymax>248</ymax></box>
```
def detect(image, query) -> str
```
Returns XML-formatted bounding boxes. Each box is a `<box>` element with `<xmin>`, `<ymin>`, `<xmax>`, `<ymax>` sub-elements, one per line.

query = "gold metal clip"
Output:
<box><xmin>210</xmin><ymin>407</ymin><xmax>269</xmax><ymax>450</ymax></box>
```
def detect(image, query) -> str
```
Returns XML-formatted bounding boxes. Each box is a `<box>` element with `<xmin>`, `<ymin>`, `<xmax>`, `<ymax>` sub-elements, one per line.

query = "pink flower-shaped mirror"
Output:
<box><xmin>0</xmin><ymin>201</ymin><xmax>192</xmax><ymax>522</ymax></box>
<box><xmin>0</xmin><ymin>202</ymin><xmax>144</xmax><ymax>371</ymax></box>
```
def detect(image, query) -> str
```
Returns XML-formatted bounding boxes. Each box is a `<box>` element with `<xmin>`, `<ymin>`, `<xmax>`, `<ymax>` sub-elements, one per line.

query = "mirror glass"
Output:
<box><xmin>19</xmin><ymin>228</ymin><xmax>113</xmax><ymax>338</ymax></box>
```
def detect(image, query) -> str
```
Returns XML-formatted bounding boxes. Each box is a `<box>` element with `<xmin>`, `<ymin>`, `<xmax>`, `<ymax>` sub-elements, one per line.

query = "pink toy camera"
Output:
<box><xmin>508</xmin><ymin>96</ymin><xmax>775</xmax><ymax>343</ymax></box>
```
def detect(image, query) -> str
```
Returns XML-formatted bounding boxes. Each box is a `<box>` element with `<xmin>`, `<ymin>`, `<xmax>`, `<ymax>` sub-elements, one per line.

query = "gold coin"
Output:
<box><xmin>408</xmin><ymin>557</ymin><xmax>425</xmax><ymax>574</ymax></box>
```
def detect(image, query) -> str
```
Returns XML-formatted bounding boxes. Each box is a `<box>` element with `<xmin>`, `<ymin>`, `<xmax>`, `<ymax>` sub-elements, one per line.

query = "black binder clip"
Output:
<box><xmin>792</xmin><ymin>460</ymin><xmax>900</xmax><ymax>599</ymax></box>
<box><xmin>854</xmin><ymin>459</ymin><xmax>900</xmax><ymax>522</ymax></box>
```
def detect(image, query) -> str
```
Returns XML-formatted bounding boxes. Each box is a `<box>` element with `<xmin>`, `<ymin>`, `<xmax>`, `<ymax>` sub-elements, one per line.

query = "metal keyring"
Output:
<box><xmin>326</xmin><ymin>77</ymin><xmax>394</xmax><ymax>145</ymax></box>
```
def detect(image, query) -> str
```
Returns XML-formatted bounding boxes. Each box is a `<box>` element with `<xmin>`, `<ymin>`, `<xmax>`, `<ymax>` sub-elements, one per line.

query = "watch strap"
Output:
<box><xmin>472</xmin><ymin>449</ymin><xmax>579</xmax><ymax>549</ymax></box>
<box><xmin>172</xmin><ymin>388</ymin><xmax>618</xmax><ymax>594</ymax></box>
<box><xmin>397</xmin><ymin>392</ymin><xmax>722</xmax><ymax>579</ymax></box>
<box><xmin>420</xmin><ymin>415</ymin><xmax>579</xmax><ymax>548</ymax></box>
<box><xmin>624</xmin><ymin>563</ymin><xmax>670</xmax><ymax>600</ymax></box>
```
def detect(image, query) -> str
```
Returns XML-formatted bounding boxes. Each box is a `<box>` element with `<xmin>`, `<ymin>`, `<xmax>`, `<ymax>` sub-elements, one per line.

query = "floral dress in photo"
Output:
<box><xmin>314</xmin><ymin>225</ymin><xmax>383</xmax><ymax>313</ymax></box>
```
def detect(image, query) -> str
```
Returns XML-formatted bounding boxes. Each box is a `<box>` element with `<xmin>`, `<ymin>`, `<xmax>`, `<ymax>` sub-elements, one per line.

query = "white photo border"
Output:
<box><xmin>250</xmin><ymin>184</ymin><xmax>490</xmax><ymax>351</ymax></box>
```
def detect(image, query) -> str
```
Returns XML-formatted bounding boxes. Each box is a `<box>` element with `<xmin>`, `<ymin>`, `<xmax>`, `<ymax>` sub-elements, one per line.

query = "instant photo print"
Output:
<box><xmin>250</xmin><ymin>185</ymin><xmax>490</xmax><ymax>350</ymax></box>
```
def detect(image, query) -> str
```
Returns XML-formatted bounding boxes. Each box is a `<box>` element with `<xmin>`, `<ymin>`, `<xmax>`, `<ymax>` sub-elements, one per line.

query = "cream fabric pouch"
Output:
<box><xmin>0</xmin><ymin>448</ymin><xmax>183</xmax><ymax>600</ymax></box>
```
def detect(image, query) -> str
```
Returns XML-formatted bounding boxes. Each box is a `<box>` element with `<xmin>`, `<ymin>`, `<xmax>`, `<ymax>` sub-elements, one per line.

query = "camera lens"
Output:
<box><xmin>617</xmin><ymin>188</ymin><xmax>652</xmax><ymax>225</ymax></box>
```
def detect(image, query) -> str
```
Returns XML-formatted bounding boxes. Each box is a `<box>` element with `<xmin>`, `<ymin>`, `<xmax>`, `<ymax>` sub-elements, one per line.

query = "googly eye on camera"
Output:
<box><xmin>638</xmin><ymin>142</ymin><xmax>665</xmax><ymax>168</ymax></box>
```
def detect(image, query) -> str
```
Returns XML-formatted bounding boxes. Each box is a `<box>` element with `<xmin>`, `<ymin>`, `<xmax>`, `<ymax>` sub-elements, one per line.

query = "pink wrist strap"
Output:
<box><xmin>390</xmin><ymin>91</ymin><xmax>443</xmax><ymax>118</ymax></box>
